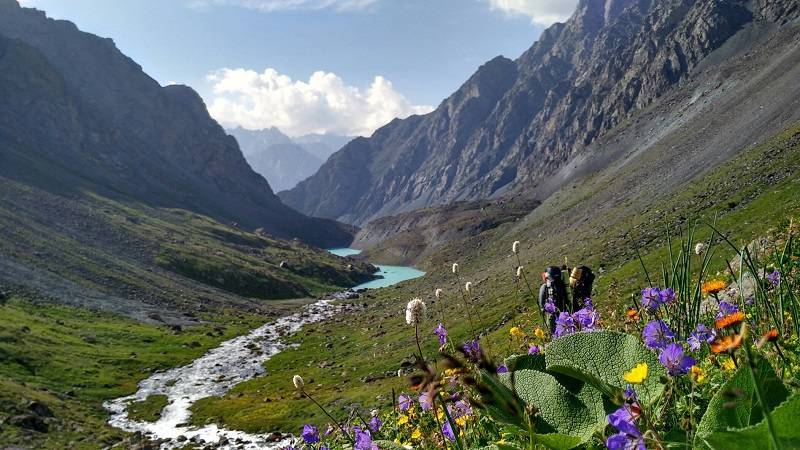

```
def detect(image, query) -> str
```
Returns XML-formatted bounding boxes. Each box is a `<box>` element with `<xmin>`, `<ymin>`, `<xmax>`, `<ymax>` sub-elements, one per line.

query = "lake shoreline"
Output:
<box><xmin>327</xmin><ymin>247</ymin><xmax>426</xmax><ymax>289</ymax></box>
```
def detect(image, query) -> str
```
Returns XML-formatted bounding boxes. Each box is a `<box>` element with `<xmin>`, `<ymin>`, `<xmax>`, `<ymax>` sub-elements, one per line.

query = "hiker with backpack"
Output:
<box><xmin>538</xmin><ymin>264</ymin><xmax>595</xmax><ymax>333</ymax></box>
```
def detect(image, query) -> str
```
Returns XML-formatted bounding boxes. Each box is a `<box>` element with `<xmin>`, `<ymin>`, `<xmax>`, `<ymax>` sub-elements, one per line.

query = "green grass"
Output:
<box><xmin>125</xmin><ymin>395</ymin><xmax>169</xmax><ymax>423</ymax></box>
<box><xmin>0</xmin><ymin>177</ymin><xmax>375</xmax><ymax>313</ymax></box>
<box><xmin>0</xmin><ymin>298</ymin><xmax>264</xmax><ymax>449</ymax></box>
<box><xmin>189</xmin><ymin>123</ymin><xmax>800</xmax><ymax>434</ymax></box>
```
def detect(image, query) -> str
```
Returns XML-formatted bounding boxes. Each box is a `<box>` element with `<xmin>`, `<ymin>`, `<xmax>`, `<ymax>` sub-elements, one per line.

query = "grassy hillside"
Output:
<box><xmin>190</xmin><ymin>122</ymin><xmax>800</xmax><ymax>433</ymax></box>
<box><xmin>0</xmin><ymin>150</ymin><xmax>376</xmax><ymax>448</ymax></box>
<box><xmin>0</xmin><ymin>297</ymin><xmax>271</xmax><ymax>449</ymax></box>
<box><xmin>0</xmin><ymin>174</ymin><xmax>376</xmax><ymax>324</ymax></box>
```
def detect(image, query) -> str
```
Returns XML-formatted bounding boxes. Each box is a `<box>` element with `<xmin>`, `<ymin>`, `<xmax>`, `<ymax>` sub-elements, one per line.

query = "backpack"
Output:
<box><xmin>570</xmin><ymin>265</ymin><xmax>595</xmax><ymax>307</ymax></box>
<box><xmin>541</xmin><ymin>266</ymin><xmax>570</xmax><ymax>312</ymax></box>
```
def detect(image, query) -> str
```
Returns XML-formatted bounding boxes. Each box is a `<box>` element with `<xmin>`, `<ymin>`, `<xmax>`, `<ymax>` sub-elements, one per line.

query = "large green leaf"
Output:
<box><xmin>544</xmin><ymin>331</ymin><xmax>666</xmax><ymax>404</ymax></box>
<box><xmin>373</xmin><ymin>440</ymin><xmax>408</xmax><ymax>450</ymax></box>
<box><xmin>701</xmin><ymin>393</ymin><xmax>800</xmax><ymax>449</ymax></box>
<box><xmin>533</xmin><ymin>433</ymin><xmax>584</xmax><ymax>450</ymax></box>
<box><xmin>694</xmin><ymin>354</ymin><xmax>788</xmax><ymax>447</ymax></box>
<box><xmin>504</xmin><ymin>353</ymin><xmax>546</xmax><ymax>372</ymax></box>
<box><xmin>499</xmin><ymin>368</ymin><xmax>606</xmax><ymax>448</ymax></box>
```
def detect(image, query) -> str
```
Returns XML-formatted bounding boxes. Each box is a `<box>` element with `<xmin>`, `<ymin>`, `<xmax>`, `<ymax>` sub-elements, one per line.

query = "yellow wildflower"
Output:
<box><xmin>534</xmin><ymin>327</ymin><xmax>545</xmax><ymax>338</ymax></box>
<box><xmin>443</xmin><ymin>368</ymin><xmax>459</xmax><ymax>377</ymax></box>
<box><xmin>623</xmin><ymin>363</ymin><xmax>648</xmax><ymax>384</ymax></box>
<box><xmin>411</xmin><ymin>428</ymin><xmax>422</xmax><ymax>440</ymax></box>
<box><xmin>397</xmin><ymin>415</ymin><xmax>409</xmax><ymax>425</ymax></box>
<box><xmin>510</xmin><ymin>326</ymin><xmax>526</xmax><ymax>338</ymax></box>
<box><xmin>721</xmin><ymin>358</ymin><xmax>736</xmax><ymax>372</ymax></box>
<box><xmin>691</xmin><ymin>366</ymin><xmax>706</xmax><ymax>384</ymax></box>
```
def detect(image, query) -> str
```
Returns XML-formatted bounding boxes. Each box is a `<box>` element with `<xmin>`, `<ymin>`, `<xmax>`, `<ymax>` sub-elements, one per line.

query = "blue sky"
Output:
<box><xmin>20</xmin><ymin>0</ymin><xmax>578</xmax><ymax>136</ymax></box>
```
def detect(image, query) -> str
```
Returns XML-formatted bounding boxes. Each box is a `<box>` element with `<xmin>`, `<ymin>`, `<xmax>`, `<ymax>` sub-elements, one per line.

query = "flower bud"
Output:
<box><xmin>405</xmin><ymin>298</ymin><xmax>427</xmax><ymax>326</ymax></box>
<box><xmin>292</xmin><ymin>375</ymin><xmax>304</xmax><ymax>390</ymax></box>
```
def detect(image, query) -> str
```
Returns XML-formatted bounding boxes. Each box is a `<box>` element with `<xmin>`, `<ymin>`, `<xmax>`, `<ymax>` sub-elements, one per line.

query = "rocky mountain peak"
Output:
<box><xmin>281</xmin><ymin>0</ymin><xmax>799</xmax><ymax>226</ymax></box>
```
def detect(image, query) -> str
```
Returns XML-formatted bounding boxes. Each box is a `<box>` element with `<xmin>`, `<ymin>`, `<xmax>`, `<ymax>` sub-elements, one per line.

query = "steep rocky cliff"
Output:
<box><xmin>281</xmin><ymin>0</ymin><xmax>799</xmax><ymax>225</ymax></box>
<box><xmin>0</xmin><ymin>0</ymin><xmax>353</xmax><ymax>247</ymax></box>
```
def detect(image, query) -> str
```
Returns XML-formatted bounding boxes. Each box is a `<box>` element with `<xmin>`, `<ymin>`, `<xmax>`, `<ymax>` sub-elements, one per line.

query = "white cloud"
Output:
<box><xmin>205</xmin><ymin>68</ymin><xmax>433</xmax><ymax>137</ymax></box>
<box><xmin>488</xmin><ymin>0</ymin><xmax>579</xmax><ymax>26</ymax></box>
<box><xmin>188</xmin><ymin>0</ymin><xmax>378</xmax><ymax>12</ymax></box>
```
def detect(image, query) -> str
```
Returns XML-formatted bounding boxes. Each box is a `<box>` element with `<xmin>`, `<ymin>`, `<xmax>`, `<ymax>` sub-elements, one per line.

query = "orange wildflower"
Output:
<box><xmin>701</xmin><ymin>279</ymin><xmax>727</xmax><ymax>295</ymax></box>
<box><xmin>711</xmin><ymin>334</ymin><xmax>743</xmax><ymax>353</ymax></box>
<box><xmin>758</xmin><ymin>329</ymin><xmax>780</xmax><ymax>348</ymax></box>
<box><xmin>715</xmin><ymin>311</ymin><xmax>745</xmax><ymax>329</ymax></box>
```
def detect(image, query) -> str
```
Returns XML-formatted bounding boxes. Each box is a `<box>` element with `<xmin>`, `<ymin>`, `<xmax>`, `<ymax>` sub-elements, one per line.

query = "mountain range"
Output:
<box><xmin>281</xmin><ymin>0</ymin><xmax>800</xmax><ymax>226</ymax></box>
<box><xmin>228</xmin><ymin>127</ymin><xmax>351</xmax><ymax>192</ymax></box>
<box><xmin>0</xmin><ymin>0</ymin><xmax>374</xmax><ymax>321</ymax></box>
<box><xmin>0</xmin><ymin>0</ymin><xmax>353</xmax><ymax>248</ymax></box>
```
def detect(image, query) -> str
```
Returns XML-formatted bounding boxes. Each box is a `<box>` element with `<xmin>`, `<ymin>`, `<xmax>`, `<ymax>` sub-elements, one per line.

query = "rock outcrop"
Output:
<box><xmin>281</xmin><ymin>0</ymin><xmax>800</xmax><ymax>225</ymax></box>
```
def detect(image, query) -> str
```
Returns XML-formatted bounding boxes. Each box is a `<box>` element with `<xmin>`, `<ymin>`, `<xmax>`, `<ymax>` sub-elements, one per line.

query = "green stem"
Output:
<box><xmin>745</xmin><ymin>342</ymin><xmax>782</xmax><ymax>450</ymax></box>
<box><xmin>437</xmin><ymin>393</ymin><xmax>464</xmax><ymax>450</ymax></box>
<box><xmin>301</xmin><ymin>389</ymin><xmax>354</xmax><ymax>444</ymax></box>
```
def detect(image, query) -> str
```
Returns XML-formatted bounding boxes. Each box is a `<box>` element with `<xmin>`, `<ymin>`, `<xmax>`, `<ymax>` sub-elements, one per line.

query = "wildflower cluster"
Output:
<box><xmin>551</xmin><ymin>297</ymin><xmax>600</xmax><ymax>337</ymax></box>
<box><xmin>287</xmin><ymin>225</ymin><xmax>800</xmax><ymax>450</ymax></box>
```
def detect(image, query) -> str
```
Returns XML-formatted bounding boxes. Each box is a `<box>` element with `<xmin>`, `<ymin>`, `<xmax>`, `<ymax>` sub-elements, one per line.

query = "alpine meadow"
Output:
<box><xmin>1</xmin><ymin>1</ymin><xmax>800</xmax><ymax>449</ymax></box>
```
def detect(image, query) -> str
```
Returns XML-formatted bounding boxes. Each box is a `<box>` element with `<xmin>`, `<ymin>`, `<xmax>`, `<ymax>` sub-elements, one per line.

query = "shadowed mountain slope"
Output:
<box><xmin>0</xmin><ymin>0</ymin><xmax>353</xmax><ymax>248</ymax></box>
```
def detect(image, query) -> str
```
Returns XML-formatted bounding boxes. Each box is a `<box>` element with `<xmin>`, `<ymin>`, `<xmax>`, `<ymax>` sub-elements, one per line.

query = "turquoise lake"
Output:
<box><xmin>327</xmin><ymin>248</ymin><xmax>425</xmax><ymax>289</ymax></box>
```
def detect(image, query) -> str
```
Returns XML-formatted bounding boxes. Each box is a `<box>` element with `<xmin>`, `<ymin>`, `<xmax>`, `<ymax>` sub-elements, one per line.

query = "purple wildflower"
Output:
<box><xmin>528</xmin><ymin>344</ymin><xmax>542</xmax><ymax>355</ymax></box>
<box><xmin>554</xmin><ymin>311</ymin><xmax>576</xmax><ymax>337</ymax></box>
<box><xmin>659</xmin><ymin>343</ymin><xmax>696</xmax><ymax>376</ymax></box>
<box><xmin>301</xmin><ymin>424</ymin><xmax>319</xmax><ymax>444</ymax></box>
<box><xmin>368</xmin><ymin>416</ymin><xmax>381</xmax><ymax>433</ymax></box>
<box><xmin>606</xmin><ymin>427</ymin><xmax>646</xmax><ymax>450</ymax></box>
<box><xmin>606</xmin><ymin>399</ymin><xmax>644</xmax><ymax>450</ymax></box>
<box><xmin>496</xmin><ymin>364</ymin><xmax>508</xmax><ymax>374</ymax></box>
<box><xmin>641</xmin><ymin>287</ymin><xmax>663</xmax><ymax>312</ymax></box>
<box><xmin>419</xmin><ymin>391</ymin><xmax>433</xmax><ymax>411</ymax></box>
<box><xmin>687</xmin><ymin>324</ymin><xmax>716</xmax><ymax>352</ymax></box>
<box><xmin>451</xmin><ymin>399</ymin><xmax>473</xmax><ymax>418</ymax></box>
<box><xmin>463</xmin><ymin>339</ymin><xmax>482</xmax><ymax>362</ymax></box>
<box><xmin>716</xmin><ymin>301</ymin><xmax>739</xmax><ymax>319</ymax></box>
<box><xmin>584</xmin><ymin>297</ymin><xmax>594</xmax><ymax>308</ymax></box>
<box><xmin>623</xmin><ymin>385</ymin><xmax>638</xmax><ymax>403</ymax></box>
<box><xmin>659</xmin><ymin>288</ymin><xmax>676</xmax><ymax>304</ymax></box>
<box><xmin>608</xmin><ymin>404</ymin><xmax>640</xmax><ymax>436</ymax></box>
<box><xmin>573</xmin><ymin>306</ymin><xmax>599</xmax><ymax>330</ymax></box>
<box><xmin>353</xmin><ymin>428</ymin><xmax>378</xmax><ymax>450</ymax></box>
<box><xmin>544</xmin><ymin>297</ymin><xmax>558</xmax><ymax>315</ymax></box>
<box><xmin>642</xmin><ymin>320</ymin><xmax>674</xmax><ymax>349</ymax></box>
<box><xmin>441</xmin><ymin>421</ymin><xmax>455</xmax><ymax>442</ymax></box>
<box><xmin>398</xmin><ymin>393</ymin><xmax>412</xmax><ymax>411</ymax></box>
<box><xmin>767</xmin><ymin>269</ymin><xmax>781</xmax><ymax>287</ymax></box>
<box><xmin>434</xmin><ymin>323</ymin><xmax>448</xmax><ymax>346</ymax></box>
